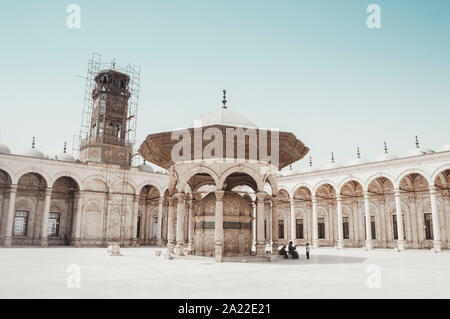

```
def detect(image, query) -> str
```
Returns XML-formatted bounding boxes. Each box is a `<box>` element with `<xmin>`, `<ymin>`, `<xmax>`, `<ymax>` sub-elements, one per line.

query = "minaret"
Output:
<box><xmin>79</xmin><ymin>69</ymin><xmax>132</xmax><ymax>166</ymax></box>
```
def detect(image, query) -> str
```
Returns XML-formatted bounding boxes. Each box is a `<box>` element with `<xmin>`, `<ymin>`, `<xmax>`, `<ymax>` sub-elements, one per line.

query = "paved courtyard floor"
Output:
<box><xmin>0</xmin><ymin>247</ymin><xmax>449</xmax><ymax>298</ymax></box>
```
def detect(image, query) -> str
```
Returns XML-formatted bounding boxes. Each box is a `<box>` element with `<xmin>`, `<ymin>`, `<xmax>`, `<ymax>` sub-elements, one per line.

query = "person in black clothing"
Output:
<box><xmin>305</xmin><ymin>243</ymin><xmax>310</xmax><ymax>259</ymax></box>
<box><xmin>288</xmin><ymin>241</ymin><xmax>299</xmax><ymax>259</ymax></box>
<box><xmin>278</xmin><ymin>245</ymin><xmax>288</xmax><ymax>259</ymax></box>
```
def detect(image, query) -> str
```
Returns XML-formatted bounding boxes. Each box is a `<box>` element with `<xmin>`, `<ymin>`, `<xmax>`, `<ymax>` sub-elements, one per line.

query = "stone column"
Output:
<box><xmin>271</xmin><ymin>196</ymin><xmax>279</xmax><ymax>254</ymax></box>
<box><xmin>290</xmin><ymin>199</ymin><xmax>296</xmax><ymax>242</ymax></box>
<box><xmin>214</xmin><ymin>190</ymin><xmax>225</xmax><ymax>262</ymax></box>
<box><xmin>312</xmin><ymin>196</ymin><xmax>319</xmax><ymax>248</ymax></box>
<box><xmin>40</xmin><ymin>188</ymin><xmax>53</xmax><ymax>247</ymax></box>
<box><xmin>166</xmin><ymin>196</ymin><xmax>176</xmax><ymax>253</ymax></box>
<box><xmin>73</xmin><ymin>191</ymin><xmax>84</xmax><ymax>247</ymax></box>
<box><xmin>175</xmin><ymin>193</ymin><xmax>186</xmax><ymax>255</ymax></box>
<box><xmin>187</xmin><ymin>200</ymin><xmax>194</xmax><ymax>251</ymax></box>
<box><xmin>394</xmin><ymin>189</ymin><xmax>405</xmax><ymax>251</ymax></box>
<box><xmin>156</xmin><ymin>198</ymin><xmax>164</xmax><ymax>246</ymax></box>
<box><xmin>3</xmin><ymin>184</ymin><xmax>17</xmax><ymax>247</ymax></box>
<box><xmin>336</xmin><ymin>194</ymin><xmax>344</xmax><ymax>249</ymax></box>
<box><xmin>132</xmin><ymin>195</ymin><xmax>139</xmax><ymax>246</ymax></box>
<box><xmin>256</xmin><ymin>192</ymin><xmax>266</xmax><ymax>255</ymax></box>
<box><xmin>363</xmin><ymin>191</ymin><xmax>373</xmax><ymax>250</ymax></box>
<box><xmin>251</xmin><ymin>202</ymin><xmax>256</xmax><ymax>251</ymax></box>
<box><xmin>429</xmin><ymin>186</ymin><xmax>442</xmax><ymax>252</ymax></box>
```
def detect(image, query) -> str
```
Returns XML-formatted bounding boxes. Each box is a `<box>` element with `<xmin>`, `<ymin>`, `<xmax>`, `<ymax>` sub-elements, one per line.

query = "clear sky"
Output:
<box><xmin>0</xmin><ymin>0</ymin><xmax>449</xmax><ymax>171</ymax></box>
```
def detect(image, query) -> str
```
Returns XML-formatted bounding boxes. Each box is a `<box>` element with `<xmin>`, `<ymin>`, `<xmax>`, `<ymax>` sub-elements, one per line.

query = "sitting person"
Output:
<box><xmin>288</xmin><ymin>241</ymin><xmax>299</xmax><ymax>259</ymax></box>
<box><xmin>278</xmin><ymin>245</ymin><xmax>288</xmax><ymax>259</ymax></box>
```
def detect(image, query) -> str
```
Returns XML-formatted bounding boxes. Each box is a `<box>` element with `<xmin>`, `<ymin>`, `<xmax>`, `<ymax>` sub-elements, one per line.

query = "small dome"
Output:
<box><xmin>0</xmin><ymin>144</ymin><xmax>11</xmax><ymax>155</ymax></box>
<box><xmin>300</xmin><ymin>165</ymin><xmax>317</xmax><ymax>173</ymax></box>
<box><xmin>56</xmin><ymin>152</ymin><xmax>75</xmax><ymax>162</ymax></box>
<box><xmin>192</xmin><ymin>108</ymin><xmax>257</xmax><ymax>128</ymax></box>
<box><xmin>347</xmin><ymin>158</ymin><xmax>369</xmax><ymax>166</ymax></box>
<box><xmin>405</xmin><ymin>147</ymin><xmax>425</xmax><ymax>157</ymax></box>
<box><xmin>324</xmin><ymin>162</ymin><xmax>342</xmax><ymax>170</ymax></box>
<box><xmin>376</xmin><ymin>152</ymin><xmax>398</xmax><ymax>161</ymax></box>
<box><xmin>21</xmin><ymin>148</ymin><xmax>45</xmax><ymax>159</ymax></box>
<box><xmin>138</xmin><ymin>163</ymin><xmax>154</xmax><ymax>173</ymax></box>
<box><xmin>440</xmin><ymin>143</ymin><xmax>450</xmax><ymax>152</ymax></box>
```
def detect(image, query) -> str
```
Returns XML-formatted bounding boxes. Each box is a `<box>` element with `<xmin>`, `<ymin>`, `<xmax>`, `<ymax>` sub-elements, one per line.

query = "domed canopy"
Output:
<box><xmin>138</xmin><ymin>162</ymin><xmax>154</xmax><ymax>173</ymax></box>
<box><xmin>405</xmin><ymin>147</ymin><xmax>425</xmax><ymax>157</ymax></box>
<box><xmin>193</xmin><ymin>108</ymin><xmax>257</xmax><ymax>128</ymax></box>
<box><xmin>21</xmin><ymin>148</ymin><xmax>45</xmax><ymax>159</ymax></box>
<box><xmin>0</xmin><ymin>144</ymin><xmax>11</xmax><ymax>155</ymax></box>
<box><xmin>347</xmin><ymin>158</ymin><xmax>369</xmax><ymax>166</ymax></box>
<box><xmin>376</xmin><ymin>153</ymin><xmax>398</xmax><ymax>161</ymax></box>
<box><xmin>376</xmin><ymin>142</ymin><xmax>398</xmax><ymax>162</ymax></box>
<box><xmin>56</xmin><ymin>152</ymin><xmax>75</xmax><ymax>162</ymax></box>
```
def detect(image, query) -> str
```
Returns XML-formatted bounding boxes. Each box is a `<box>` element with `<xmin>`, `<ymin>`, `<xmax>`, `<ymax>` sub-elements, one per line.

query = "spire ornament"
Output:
<box><xmin>384</xmin><ymin>141</ymin><xmax>388</xmax><ymax>154</ymax></box>
<box><xmin>222</xmin><ymin>89</ymin><xmax>227</xmax><ymax>109</ymax></box>
<box><xmin>32</xmin><ymin>137</ymin><xmax>36</xmax><ymax>149</ymax></box>
<box><xmin>357</xmin><ymin>147</ymin><xmax>361</xmax><ymax>159</ymax></box>
<box><xmin>415</xmin><ymin>136</ymin><xmax>420</xmax><ymax>148</ymax></box>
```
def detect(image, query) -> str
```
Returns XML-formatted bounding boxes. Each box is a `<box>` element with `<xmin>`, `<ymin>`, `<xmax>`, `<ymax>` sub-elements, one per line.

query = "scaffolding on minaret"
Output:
<box><xmin>73</xmin><ymin>53</ymin><xmax>141</xmax><ymax>165</ymax></box>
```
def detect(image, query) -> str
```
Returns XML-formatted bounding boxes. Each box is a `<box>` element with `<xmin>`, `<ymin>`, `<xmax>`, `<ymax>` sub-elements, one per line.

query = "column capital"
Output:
<box><xmin>394</xmin><ymin>188</ymin><xmax>402</xmax><ymax>196</ymax></box>
<box><xmin>290</xmin><ymin>199</ymin><xmax>295</xmax><ymax>205</ymax></box>
<box><xmin>45</xmin><ymin>188</ymin><xmax>53</xmax><ymax>197</ymax></box>
<box><xmin>188</xmin><ymin>200</ymin><xmax>194</xmax><ymax>209</ymax></box>
<box><xmin>168</xmin><ymin>196</ymin><xmax>176</xmax><ymax>206</ymax></box>
<box><xmin>256</xmin><ymin>191</ymin><xmax>266</xmax><ymax>202</ymax></box>
<box><xmin>429</xmin><ymin>186</ymin><xmax>437</xmax><ymax>194</ymax></box>
<box><xmin>336</xmin><ymin>194</ymin><xmax>342</xmax><ymax>201</ymax></box>
<box><xmin>214</xmin><ymin>190</ymin><xmax>225</xmax><ymax>201</ymax></box>
<box><xmin>158</xmin><ymin>197</ymin><xmax>164</xmax><ymax>205</ymax></box>
<box><xmin>8</xmin><ymin>184</ymin><xmax>18</xmax><ymax>193</ymax></box>
<box><xmin>312</xmin><ymin>196</ymin><xmax>317</xmax><ymax>203</ymax></box>
<box><xmin>363</xmin><ymin>191</ymin><xmax>370</xmax><ymax>199</ymax></box>
<box><xmin>174</xmin><ymin>192</ymin><xmax>185</xmax><ymax>202</ymax></box>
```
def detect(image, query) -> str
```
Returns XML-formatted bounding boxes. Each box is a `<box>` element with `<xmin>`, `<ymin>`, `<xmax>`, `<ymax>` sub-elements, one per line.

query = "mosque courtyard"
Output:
<box><xmin>0</xmin><ymin>247</ymin><xmax>448</xmax><ymax>299</ymax></box>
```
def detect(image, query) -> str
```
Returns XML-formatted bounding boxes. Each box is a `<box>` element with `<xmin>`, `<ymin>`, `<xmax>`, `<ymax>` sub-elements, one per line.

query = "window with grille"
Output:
<box><xmin>47</xmin><ymin>212</ymin><xmax>60</xmax><ymax>237</ymax></box>
<box><xmin>136</xmin><ymin>216</ymin><xmax>141</xmax><ymax>238</ymax></box>
<box><xmin>318</xmin><ymin>218</ymin><xmax>325</xmax><ymax>239</ymax></box>
<box><xmin>343</xmin><ymin>217</ymin><xmax>349</xmax><ymax>239</ymax></box>
<box><xmin>278</xmin><ymin>220</ymin><xmax>284</xmax><ymax>239</ymax></box>
<box><xmin>393</xmin><ymin>215</ymin><xmax>406</xmax><ymax>240</ymax></box>
<box><xmin>295</xmin><ymin>219</ymin><xmax>303</xmax><ymax>239</ymax></box>
<box><xmin>153</xmin><ymin>218</ymin><xmax>158</xmax><ymax>238</ymax></box>
<box><xmin>424</xmin><ymin>213</ymin><xmax>433</xmax><ymax>240</ymax></box>
<box><xmin>13</xmin><ymin>210</ymin><xmax>29</xmax><ymax>236</ymax></box>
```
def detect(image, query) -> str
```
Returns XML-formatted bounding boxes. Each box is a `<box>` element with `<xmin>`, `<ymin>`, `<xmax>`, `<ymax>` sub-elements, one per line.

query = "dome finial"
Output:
<box><xmin>357</xmin><ymin>147</ymin><xmax>361</xmax><ymax>159</ymax></box>
<box><xmin>384</xmin><ymin>141</ymin><xmax>388</xmax><ymax>153</ymax></box>
<box><xmin>63</xmin><ymin>141</ymin><xmax>67</xmax><ymax>154</ymax></box>
<box><xmin>32</xmin><ymin>136</ymin><xmax>36</xmax><ymax>149</ymax></box>
<box><xmin>331</xmin><ymin>152</ymin><xmax>335</xmax><ymax>163</ymax></box>
<box><xmin>222</xmin><ymin>89</ymin><xmax>227</xmax><ymax>109</ymax></box>
<box><xmin>415</xmin><ymin>135</ymin><xmax>420</xmax><ymax>148</ymax></box>
<box><xmin>309</xmin><ymin>156</ymin><xmax>312</xmax><ymax>167</ymax></box>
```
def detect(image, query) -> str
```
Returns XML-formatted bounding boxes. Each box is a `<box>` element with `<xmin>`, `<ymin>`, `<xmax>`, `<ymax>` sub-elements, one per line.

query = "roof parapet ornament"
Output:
<box><xmin>384</xmin><ymin>141</ymin><xmax>388</xmax><ymax>153</ymax></box>
<box><xmin>222</xmin><ymin>89</ymin><xmax>227</xmax><ymax>109</ymax></box>
<box><xmin>309</xmin><ymin>156</ymin><xmax>312</xmax><ymax>167</ymax></box>
<box><xmin>415</xmin><ymin>135</ymin><xmax>420</xmax><ymax>148</ymax></box>
<box><xmin>357</xmin><ymin>147</ymin><xmax>361</xmax><ymax>159</ymax></box>
<box><xmin>331</xmin><ymin>152</ymin><xmax>335</xmax><ymax>163</ymax></box>
<box><xmin>63</xmin><ymin>141</ymin><xmax>67</xmax><ymax>154</ymax></box>
<box><xmin>32</xmin><ymin>136</ymin><xmax>36</xmax><ymax>149</ymax></box>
